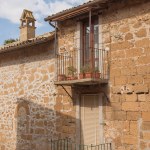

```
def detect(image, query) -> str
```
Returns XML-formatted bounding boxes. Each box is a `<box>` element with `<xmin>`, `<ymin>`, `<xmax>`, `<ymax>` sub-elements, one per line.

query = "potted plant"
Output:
<box><xmin>79</xmin><ymin>67</ymin><xmax>85</xmax><ymax>79</ymax></box>
<box><xmin>84</xmin><ymin>64</ymin><xmax>93</xmax><ymax>78</ymax></box>
<box><xmin>67</xmin><ymin>66</ymin><xmax>77</xmax><ymax>80</ymax></box>
<box><xmin>93</xmin><ymin>67</ymin><xmax>100</xmax><ymax>79</ymax></box>
<box><xmin>58</xmin><ymin>74</ymin><xmax>66</xmax><ymax>81</ymax></box>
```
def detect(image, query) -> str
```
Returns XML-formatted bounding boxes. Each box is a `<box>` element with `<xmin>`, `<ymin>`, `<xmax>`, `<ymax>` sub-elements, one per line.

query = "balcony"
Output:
<box><xmin>55</xmin><ymin>47</ymin><xmax>109</xmax><ymax>86</ymax></box>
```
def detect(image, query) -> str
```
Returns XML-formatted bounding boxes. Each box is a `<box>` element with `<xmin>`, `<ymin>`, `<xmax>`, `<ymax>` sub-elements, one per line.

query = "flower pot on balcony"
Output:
<box><xmin>85</xmin><ymin>72</ymin><xmax>93</xmax><ymax>78</ymax></box>
<box><xmin>58</xmin><ymin>74</ymin><xmax>66</xmax><ymax>81</ymax></box>
<box><xmin>67</xmin><ymin>76</ymin><xmax>77</xmax><ymax>80</ymax></box>
<box><xmin>83</xmin><ymin>65</ymin><xmax>93</xmax><ymax>78</ymax></box>
<box><xmin>67</xmin><ymin>76</ymin><xmax>72</xmax><ymax>80</ymax></box>
<box><xmin>79</xmin><ymin>73</ymin><xmax>85</xmax><ymax>79</ymax></box>
<box><xmin>93</xmin><ymin>72</ymin><xmax>101</xmax><ymax>79</ymax></box>
<box><xmin>67</xmin><ymin>66</ymin><xmax>77</xmax><ymax>80</ymax></box>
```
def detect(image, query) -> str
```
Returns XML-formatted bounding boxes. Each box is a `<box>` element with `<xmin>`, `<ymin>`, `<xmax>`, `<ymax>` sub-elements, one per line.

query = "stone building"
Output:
<box><xmin>0</xmin><ymin>0</ymin><xmax>150</xmax><ymax>150</ymax></box>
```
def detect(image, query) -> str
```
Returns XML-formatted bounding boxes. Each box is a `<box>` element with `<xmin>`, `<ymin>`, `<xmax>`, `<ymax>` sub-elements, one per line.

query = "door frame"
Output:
<box><xmin>76</xmin><ymin>93</ymin><xmax>104</xmax><ymax>145</ymax></box>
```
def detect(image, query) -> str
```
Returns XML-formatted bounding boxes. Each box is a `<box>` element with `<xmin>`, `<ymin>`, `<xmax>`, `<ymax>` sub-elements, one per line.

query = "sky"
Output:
<box><xmin>0</xmin><ymin>0</ymin><xmax>88</xmax><ymax>45</ymax></box>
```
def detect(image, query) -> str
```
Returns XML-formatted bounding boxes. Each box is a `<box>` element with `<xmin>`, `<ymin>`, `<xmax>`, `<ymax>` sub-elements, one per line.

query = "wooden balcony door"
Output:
<box><xmin>81</xmin><ymin>17</ymin><xmax>99</xmax><ymax>68</ymax></box>
<box><xmin>80</xmin><ymin>94</ymin><xmax>103</xmax><ymax>145</ymax></box>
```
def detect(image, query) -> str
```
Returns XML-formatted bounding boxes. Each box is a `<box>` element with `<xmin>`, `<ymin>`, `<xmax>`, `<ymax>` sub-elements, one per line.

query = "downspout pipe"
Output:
<box><xmin>48</xmin><ymin>21</ymin><xmax>58</xmax><ymax>55</ymax></box>
<box><xmin>48</xmin><ymin>21</ymin><xmax>58</xmax><ymax>81</ymax></box>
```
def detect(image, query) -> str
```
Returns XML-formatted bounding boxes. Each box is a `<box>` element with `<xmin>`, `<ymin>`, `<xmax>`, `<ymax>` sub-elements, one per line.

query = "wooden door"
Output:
<box><xmin>80</xmin><ymin>94</ymin><xmax>103</xmax><ymax>145</ymax></box>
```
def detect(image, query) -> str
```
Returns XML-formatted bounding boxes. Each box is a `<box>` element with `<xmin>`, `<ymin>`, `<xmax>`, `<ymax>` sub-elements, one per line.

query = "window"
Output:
<box><xmin>81</xmin><ymin>17</ymin><xmax>99</xmax><ymax>68</ymax></box>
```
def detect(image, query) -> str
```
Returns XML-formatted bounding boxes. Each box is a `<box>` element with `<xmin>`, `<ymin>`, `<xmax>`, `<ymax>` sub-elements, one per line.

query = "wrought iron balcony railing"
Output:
<box><xmin>56</xmin><ymin>47</ymin><xmax>109</xmax><ymax>85</ymax></box>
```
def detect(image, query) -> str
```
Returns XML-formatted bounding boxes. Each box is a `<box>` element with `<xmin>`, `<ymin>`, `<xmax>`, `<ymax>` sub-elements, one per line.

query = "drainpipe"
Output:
<box><xmin>49</xmin><ymin>21</ymin><xmax>58</xmax><ymax>81</ymax></box>
<box><xmin>48</xmin><ymin>21</ymin><xmax>58</xmax><ymax>55</ymax></box>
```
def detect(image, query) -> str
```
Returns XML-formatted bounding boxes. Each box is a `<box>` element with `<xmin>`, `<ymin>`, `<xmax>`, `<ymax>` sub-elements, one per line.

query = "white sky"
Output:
<box><xmin>0</xmin><ymin>0</ymin><xmax>89</xmax><ymax>45</ymax></box>
<box><xmin>0</xmin><ymin>0</ymin><xmax>89</xmax><ymax>26</ymax></box>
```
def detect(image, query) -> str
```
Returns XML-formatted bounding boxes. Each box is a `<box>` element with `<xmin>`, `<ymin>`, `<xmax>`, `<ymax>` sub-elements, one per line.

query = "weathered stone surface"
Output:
<box><xmin>122</xmin><ymin>102</ymin><xmax>139</xmax><ymax>111</ymax></box>
<box><xmin>125</xmin><ymin>94</ymin><xmax>137</xmax><ymax>102</ymax></box>
<box><xmin>142</xmin><ymin>112</ymin><xmax>150</xmax><ymax>121</ymax></box>
<box><xmin>127</xmin><ymin>112</ymin><xmax>141</xmax><ymax>121</ymax></box>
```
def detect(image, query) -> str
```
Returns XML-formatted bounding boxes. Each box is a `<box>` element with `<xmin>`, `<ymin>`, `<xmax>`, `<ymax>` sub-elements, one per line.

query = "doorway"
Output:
<box><xmin>80</xmin><ymin>94</ymin><xmax>103</xmax><ymax>145</ymax></box>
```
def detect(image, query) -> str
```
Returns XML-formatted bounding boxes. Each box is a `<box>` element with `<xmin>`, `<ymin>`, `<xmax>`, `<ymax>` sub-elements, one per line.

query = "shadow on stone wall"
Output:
<box><xmin>14</xmin><ymin>98</ymin><xmax>80</xmax><ymax>150</ymax></box>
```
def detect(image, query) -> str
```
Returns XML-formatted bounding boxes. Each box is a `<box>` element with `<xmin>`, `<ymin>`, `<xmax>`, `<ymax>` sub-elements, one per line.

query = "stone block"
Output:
<box><xmin>137</xmin><ymin>55</ymin><xmax>150</xmax><ymax>65</ymax></box>
<box><xmin>142</xmin><ymin>112</ymin><xmax>150</xmax><ymax>121</ymax></box>
<box><xmin>142</xmin><ymin>132</ymin><xmax>150</xmax><ymax>140</ymax></box>
<box><xmin>146</xmin><ymin>94</ymin><xmax>150</xmax><ymax>101</ymax></box>
<box><xmin>111</xmin><ymin>50</ymin><xmax>125</xmax><ymax>59</ymax></box>
<box><xmin>135</xmin><ymin>38</ymin><xmax>150</xmax><ymax>48</ymax></box>
<box><xmin>112</xmin><ymin>86</ymin><xmax>121</xmax><ymax>94</ymax></box>
<box><xmin>105</xmin><ymin>111</ymin><xmax>114</xmax><ymax>120</ymax></box>
<box><xmin>135</xmin><ymin>28</ymin><xmax>147</xmax><ymax>37</ymax></box>
<box><xmin>128</xmin><ymin>75</ymin><xmax>143</xmax><ymax>84</ymax></box>
<box><xmin>35</xmin><ymin>128</ymin><xmax>45</xmax><ymax>134</ymax></box>
<box><xmin>140</xmin><ymin>141</ymin><xmax>147</xmax><ymax>149</ymax></box>
<box><xmin>142</xmin><ymin>121</ymin><xmax>150</xmax><ymax>130</ymax></box>
<box><xmin>113</xmin><ymin>111</ymin><xmax>126</xmax><ymax>120</ymax></box>
<box><xmin>138</xmin><ymin>94</ymin><xmax>146</xmax><ymax>102</ymax></box>
<box><xmin>111</xmin><ymin>94</ymin><xmax>120</xmax><ymax>102</ymax></box>
<box><xmin>125</xmin><ymin>94</ymin><xmax>137</xmax><ymax>102</ymax></box>
<box><xmin>137</xmin><ymin>66</ymin><xmax>150</xmax><ymax>75</ymax></box>
<box><xmin>121</xmin><ymin>59</ymin><xmax>135</xmax><ymax>68</ymax></box>
<box><xmin>110</xmin><ymin>68</ymin><xmax>121</xmax><ymax>77</ymax></box>
<box><xmin>122</xmin><ymin>102</ymin><xmax>139</xmax><ymax>111</ymax></box>
<box><xmin>144</xmin><ymin>47</ymin><xmax>150</xmax><ymax>55</ymax></box>
<box><xmin>130</xmin><ymin>121</ymin><xmax>138</xmax><ymax>136</ymax></box>
<box><xmin>48</xmin><ymin>64</ymin><xmax>55</xmax><ymax>72</ymax></box>
<box><xmin>120</xmin><ymin>85</ymin><xmax>134</xmax><ymax>94</ymax></box>
<box><xmin>111</xmin><ymin>41</ymin><xmax>133</xmax><ymax>51</ymax></box>
<box><xmin>125</xmin><ymin>33</ymin><xmax>133</xmax><ymax>40</ymax></box>
<box><xmin>121</xmin><ymin>67</ymin><xmax>136</xmax><ymax>76</ymax></box>
<box><xmin>120</xmin><ymin>26</ymin><xmax>130</xmax><ymax>33</ymax></box>
<box><xmin>122</xmin><ymin>135</ymin><xmax>138</xmax><ymax>145</ymax></box>
<box><xmin>115</xmin><ymin>76</ymin><xmax>127</xmax><ymax>85</ymax></box>
<box><xmin>134</xmin><ymin>85</ymin><xmax>149</xmax><ymax>94</ymax></box>
<box><xmin>35</xmin><ymin>121</ymin><xmax>44</xmax><ymax>127</ymax></box>
<box><xmin>111</xmin><ymin>102</ymin><xmax>122</xmax><ymax>111</ymax></box>
<box><xmin>140</xmin><ymin>102</ymin><xmax>150</xmax><ymax>111</ymax></box>
<box><xmin>126</xmin><ymin>48</ymin><xmax>143</xmax><ymax>58</ymax></box>
<box><xmin>127</xmin><ymin>111</ymin><xmax>141</xmax><ymax>121</ymax></box>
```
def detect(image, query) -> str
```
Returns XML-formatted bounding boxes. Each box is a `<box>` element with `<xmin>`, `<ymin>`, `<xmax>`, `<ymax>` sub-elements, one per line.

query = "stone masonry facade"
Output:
<box><xmin>57</xmin><ymin>0</ymin><xmax>150</xmax><ymax>149</ymax></box>
<box><xmin>0</xmin><ymin>0</ymin><xmax>150</xmax><ymax>150</ymax></box>
<box><xmin>0</xmin><ymin>41</ymin><xmax>76</xmax><ymax>150</ymax></box>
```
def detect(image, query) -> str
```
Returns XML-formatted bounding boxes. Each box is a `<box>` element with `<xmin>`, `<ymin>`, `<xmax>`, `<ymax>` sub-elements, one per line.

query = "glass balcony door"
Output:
<box><xmin>81</xmin><ymin>17</ymin><xmax>99</xmax><ymax>69</ymax></box>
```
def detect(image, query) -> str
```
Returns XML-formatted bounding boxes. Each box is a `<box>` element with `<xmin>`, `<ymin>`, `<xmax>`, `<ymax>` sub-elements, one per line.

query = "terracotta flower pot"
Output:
<box><xmin>94</xmin><ymin>72</ymin><xmax>100</xmax><ymax>79</ymax></box>
<box><xmin>67</xmin><ymin>76</ymin><xmax>72</xmax><ymax>80</ymax></box>
<box><xmin>79</xmin><ymin>73</ymin><xmax>84</xmax><ymax>79</ymax></box>
<box><xmin>58</xmin><ymin>74</ymin><xmax>66</xmax><ymax>81</ymax></box>
<box><xmin>67</xmin><ymin>76</ymin><xmax>77</xmax><ymax>80</ymax></box>
<box><xmin>85</xmin><ymin>72</ymin><xmax>93</xmax><ymax>78</ymax></box>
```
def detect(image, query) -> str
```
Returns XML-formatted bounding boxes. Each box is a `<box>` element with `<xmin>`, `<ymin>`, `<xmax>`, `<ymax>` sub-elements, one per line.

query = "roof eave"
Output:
<box><xmin>44</xmin><ymin>0</ymin><xmax>107</xmax><ymax>21</ymax></box>
<box><xmin>0</xmin><ymin>34</ymin><xmax>54</xmax><ymax>54</ymax></box>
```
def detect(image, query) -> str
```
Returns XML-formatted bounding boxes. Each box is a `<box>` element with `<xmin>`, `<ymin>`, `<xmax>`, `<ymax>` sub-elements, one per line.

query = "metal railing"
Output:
<box><xmin>50</xmin><ymin>138</ymin><xmax>112</xmax><ymax>150</ymax></box>
<box><xmin>56</xmin><ymin>48</ymin><xmax>109</xmax><ymax>81</ymax></box>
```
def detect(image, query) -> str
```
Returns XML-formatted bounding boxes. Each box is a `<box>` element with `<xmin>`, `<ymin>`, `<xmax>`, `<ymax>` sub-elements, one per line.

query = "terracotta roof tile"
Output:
<box><xmin>45</xmin><ymin>0</ymin><xmax>109</xmax><ymax>21</ymax></box>
<box><xmin>0</xmin><ymin>31</ymin><xmax>55</xmax><ymax>54</ymax></box>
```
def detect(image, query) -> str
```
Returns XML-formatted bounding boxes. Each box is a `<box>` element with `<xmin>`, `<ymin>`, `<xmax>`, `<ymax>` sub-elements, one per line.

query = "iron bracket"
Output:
<box><xmin>60</xmin><ymin>85</ymin><xmax>73</xmax><ymax>100</ymax></box>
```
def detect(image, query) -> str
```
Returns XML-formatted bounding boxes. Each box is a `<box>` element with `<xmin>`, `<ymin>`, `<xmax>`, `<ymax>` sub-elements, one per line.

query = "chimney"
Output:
<box><xmin>20</xmin><ymin>9</ymin><xmax>36</xmax><ymax>41</ymax></box>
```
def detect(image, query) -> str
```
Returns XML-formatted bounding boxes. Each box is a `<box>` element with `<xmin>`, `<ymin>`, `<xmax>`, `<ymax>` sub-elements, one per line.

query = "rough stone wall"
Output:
<box><xmin>0</xmin><ymin>41</ymin><xmax>76</xmax><ymax>150</ymax></box>
<box><xmin>58</xmin><ymin>19</ymin><xmax>77</xmax><ymax>53</ymax></box>
<box><xmin>56</xmin><ymin>0</ymin><xmax>150</xmax><ymax>149</ymax></box>
<box><xmin>101</xmin><ymin>1</ymin><xmax>150</xmax><ymax>149</ymax></box>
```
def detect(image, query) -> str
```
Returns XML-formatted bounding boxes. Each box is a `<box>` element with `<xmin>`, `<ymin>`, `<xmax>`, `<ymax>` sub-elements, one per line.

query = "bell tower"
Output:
<box><xmin>20</xmin><ymin>9</ymin><xmax>36</xmax><ymax>41</ymax></box>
